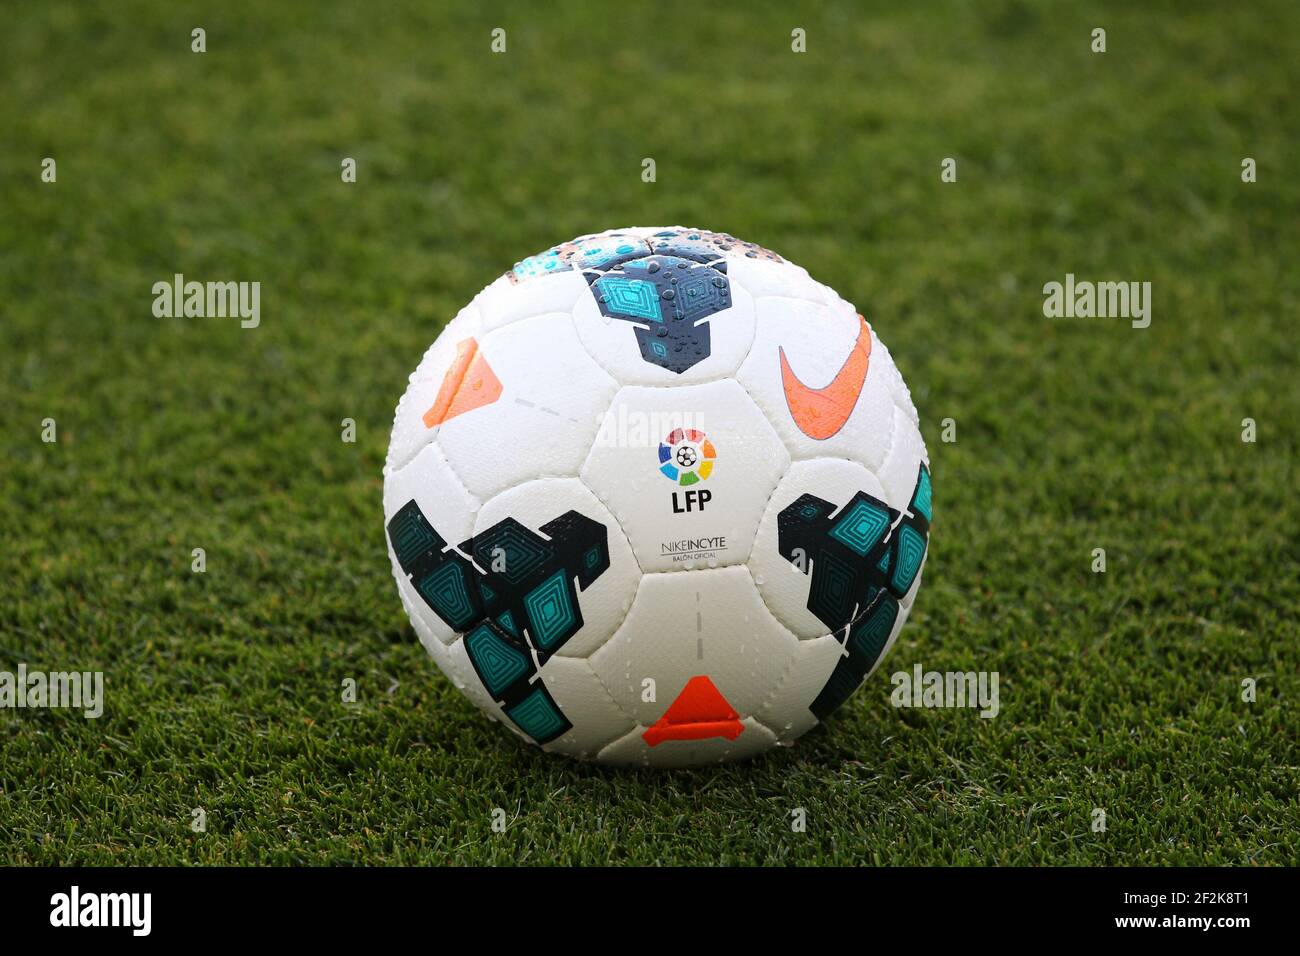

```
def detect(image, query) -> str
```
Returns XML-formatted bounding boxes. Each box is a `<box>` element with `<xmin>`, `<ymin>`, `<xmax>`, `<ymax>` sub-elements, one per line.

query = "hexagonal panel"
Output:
<box><xmin>434</xmin><ymin>311</ymin><xmax>619</xmax><ymax>499</ymax></box>
<box><xmin>571</xmin><ymin>261</ymin><xmax>756</xmax><ymax>385</ymax></box>
<box><xmin>444</xmin><ymin>636</ymin><xmax>521</xmax><ymax>738</ymax></box>
<box><xmin>748</xmin><ymin>453</ymin><xmax>931</xmax><ymax>724</ymax></box>
<box><xmin>735</xmin><ymin>294</ymin><xmax>898</xmax><ymax>473</ymax></box>
<box><xmin>876</xmin><ymin>405</ymin><xmax>930</xmax><ymax>514</ymax></box>
<box><xmin>580</xmin><ymin>379</ymin><xmax>789</xmax><ymax>573</ymax></box>
<box><xmin>749</xmin><ymin>458</ymin><xmax>891</xmax><ymax>639</ymax></box>
<box><xmin>724</xmin><ymin>255</ymin><xmax>835</xmax><ymax>305</ymax></box>
<box><xmin>596</xmin><ymin>717</ymin><xmax>778</xmax><ymax>768</ymax></box>
<box><xmin>386</xmin><ymin>304</ymin><xmax>486</xmax><ymax>474</ymax></box>
<box><xmin>755</xmin><ymin>634</ymin><xmax>845</xmax><ymax>743</ymax></box>
<box><xmin>538</xmin><ymin>656</ymin><xmax>637</xmax><ymax>760</ymax></box>
<box><xmin>475</xmin><ymin>269</ymin><xmax>590</xmax><ymax>334</ymax></box>
<box><xmin>472</xmin><ymin>477</ymin><xmax>639</xmax><ymax>660</ymax></box>
<box><xmin>383</xmin><ymin>441</ymin><xmax>481</xmax><ymax>649</ymax></box>
<box><xmin>589</xmin><ymin>566</ymin><xmax>799</xmax><ymax>735</ymax></box>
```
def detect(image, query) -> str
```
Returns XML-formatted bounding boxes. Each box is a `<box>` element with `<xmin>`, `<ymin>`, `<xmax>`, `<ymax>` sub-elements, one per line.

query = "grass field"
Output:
<box><xmin>1</xmin><ymin>0</ymin><xmax>1297</xmax><ymax>865</ymax></box>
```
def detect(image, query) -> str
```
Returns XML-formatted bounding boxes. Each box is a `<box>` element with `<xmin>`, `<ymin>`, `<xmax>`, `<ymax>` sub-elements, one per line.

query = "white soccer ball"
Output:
<box><xmin>383</xmin><ymin>227</ymin><xmax>931</xmax><ymax>767</ymax></box>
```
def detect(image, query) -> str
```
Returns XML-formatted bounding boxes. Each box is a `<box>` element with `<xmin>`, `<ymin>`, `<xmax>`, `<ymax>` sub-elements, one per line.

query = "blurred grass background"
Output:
<box><xmin>0</xmin><ymin>0</ymin><xmax>1296</xmax><ymax>864</ymax></box>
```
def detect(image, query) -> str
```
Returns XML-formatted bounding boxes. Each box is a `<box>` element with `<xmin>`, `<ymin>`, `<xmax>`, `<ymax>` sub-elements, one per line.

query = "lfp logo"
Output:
<box><xmin>659</xmin><ymin>428</ymin><xmax>716</xmax><ymax>513</ymax></box>
<box><xmin>659</xmin><ymin>428</ymin><xmax>716</xmax><ymax>484</ymax></box>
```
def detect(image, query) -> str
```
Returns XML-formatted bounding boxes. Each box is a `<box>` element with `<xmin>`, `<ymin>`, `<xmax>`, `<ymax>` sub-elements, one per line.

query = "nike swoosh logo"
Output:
<box><xmin>780</xmin><ymin>313</ymin><xmax>872</xmax><ymax>439</ymax></box>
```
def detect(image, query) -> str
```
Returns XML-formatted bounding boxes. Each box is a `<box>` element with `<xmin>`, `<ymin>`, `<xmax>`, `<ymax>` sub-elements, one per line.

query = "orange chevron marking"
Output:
<box><xmin>423</xmin><ymin>338</ymin><xmax>502</xmax><ymax>428</ymax></box>
<box><xmin>642</xmin><ymin>675</ymin><xmax>744</xmax><ymax>747</ymax></box>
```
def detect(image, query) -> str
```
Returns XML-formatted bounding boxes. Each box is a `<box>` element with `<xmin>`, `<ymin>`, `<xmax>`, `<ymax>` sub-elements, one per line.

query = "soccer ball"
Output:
<box><xmin>383</xmin><ymin>227</ymin><xmax>931</xmax><ymax>767</ymax></box>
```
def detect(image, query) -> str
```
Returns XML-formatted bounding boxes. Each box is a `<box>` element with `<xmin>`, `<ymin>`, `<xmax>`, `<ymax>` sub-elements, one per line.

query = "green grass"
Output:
<box><xmin>1</xmin><ymin>0</ymin><xmax>1297</xmax><ymax>865</ymax></box>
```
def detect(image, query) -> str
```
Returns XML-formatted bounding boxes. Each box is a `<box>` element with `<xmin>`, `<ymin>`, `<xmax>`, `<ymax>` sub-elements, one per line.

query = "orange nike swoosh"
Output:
<box><xmin>780</xmin><ymin>313</ymin><xmax>872</xmax><ymax>439</ymax></box>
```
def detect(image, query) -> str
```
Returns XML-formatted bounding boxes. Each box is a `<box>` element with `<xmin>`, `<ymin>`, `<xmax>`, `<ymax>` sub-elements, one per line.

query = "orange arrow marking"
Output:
<box><xmin>642</xmin><ymin>675</ymin><xmax>744</xmax><ymax>747</ymax></box>
<box><xmin>423</xmin><ymin>338</ymin><xmax>502</xmax><ymax>428</ymax></box>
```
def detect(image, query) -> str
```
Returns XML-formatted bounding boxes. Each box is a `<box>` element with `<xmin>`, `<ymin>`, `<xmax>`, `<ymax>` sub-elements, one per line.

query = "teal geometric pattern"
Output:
<box><xmin>524</xmin><ymin>569</ymin><xmax>576</xmax><ymax>651</ymax></box>
<box><xmin>811</xmin><ymin>595</ymin><xmax>900</xmax><ymax>718</ymax></box>
<box><xmin>808</xmin><ymin>665</ymin><xmax>859</xmax><ymax>724</ymax></box>
<box><xmin>595</xmin><ymin>276</ymin><xmax>662</xmax><ymax>322</ymax></box>
<box><xmin>414</xmin><ymin>560</ymin><xmax>478</xmax><ymax>631</ymax></box>
<box><xmin>570</xmin><ymin>236</ymin><xmax>650</xmax><ymax>270</ymax></box>
<box><xmin>891</xmin><ymin>524</ymin><xmax>927</xmax><ymax>596</ymax></box>
<box><xmin>847</xmin><ymin>595</ymin><xmax>899</xmax><ymax>669</ymax></box>
<box><xmin>777</xmin><ymin>463</ymin><xmax>933</xmax><ymax>721</ymax></box>
<box><xmin>464</xmin><ymin>623</ymin><xmax>529</xmax><ymax>697</ymax></box>
<box><xmin>473</xmin><ymin>524</ymin><xmax>549</xmax><ymax>587</ymax></box>
<box><xmin>590</xmin><ymin>253</ymin><xmax>732</xmax><ymax>374</ymax></box>
<box><xmin>808</xmin><ymin>547</ymin><xmax>858</xmax><ymax>637</ymax></box>
<box><xmin>497</xmin><ymin>609</ymin><xmax>519</xmax><ymax>638</ymax></box>
<box><xmin>828</xmin><ymin>497</ymin><xmax>891</xmax><ymax>556</ymax></box>
<box><xmin>387</xmin><ymin>504</ymin><xmax>440</xmax><ymax>568</ymax></box>
<box><xmin>508</xmin><ymin>236</ymin><xmax>651</xmax><ymax>281</ymax></box>
<box><xmin>386</xmin><ymin>500</ymin><xmax>611</xmax><ymax>745</ymax></box>
<box><xmin>911</xmin><ymin>464</ymin><xmax>933</xmax><ymax>522</ymax></box>
<box><xmin>508</xmin><ymin>229</ymin><xmax>780</xmax><ymax>287</ymax></box>
<box><xmin>506</xmin><ymin>688</ymin><xmax>569</xmax><ymax>744</ymax></box>
<box><xmin>509</xmin><ymin>249</ymin><xmax>566</xmax><ymax>281</ymax></box>
<box><xmin>506</xmin><ymin>228</ymin><xmax>785</xmax><ymax>374</ymax></box>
